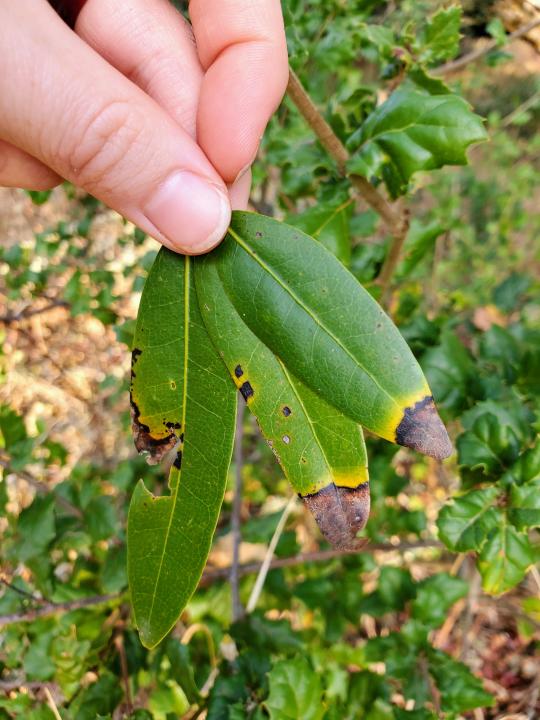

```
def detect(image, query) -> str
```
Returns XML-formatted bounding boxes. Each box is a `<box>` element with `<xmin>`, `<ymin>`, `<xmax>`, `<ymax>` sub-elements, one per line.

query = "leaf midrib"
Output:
<box><xmin>145</xmin><ymin>255</ymin><xmax>190</xmax><ymax>629</ymax></box>
<box><xmin>227</xmin><ymin>227</ymin><xmax>399</xmax><ymax>412</ymax></box>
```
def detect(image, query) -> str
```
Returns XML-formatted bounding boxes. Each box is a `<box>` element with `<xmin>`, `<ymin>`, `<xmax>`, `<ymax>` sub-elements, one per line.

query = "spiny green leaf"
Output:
<box><xmin>411</xmin><ymin>573</ymin><xmax>468</xmax><ymax>628</ymax></box>
<box><xmin>427</xmin><ymin>649</ymin><xmax>494</xmax><ymax>712</ymax></box>
<box><xmin>422</xmin><ymin>330</ymin><xmax>476</xmax><ymax>413</ymax></box>
<box><xmin>478</xmin><ymin>522</ymin><xmax>536</xmax><ymax>594</ymax></box>
<box><xmin>457</xmin><ymin>413</ymin><xmax>521</xmax><ymax>476</ymax></box>
<box><xmin>266</xmin><ymin>657</ymin><xmax>324</xmax><ymax>720</ymax></box>
<box><xmin>196</xmin><ymin>256</ymin><xmax>369</xmax><ymax>549</ymax></box>
<box><xmin>128</xmin><ymin>250</ymin><xmax>236</xmax><ymax>648</ymax></box>
<box><xmin>414</xmin><ymin>6</ymin><xmax>462</xmax><ymax>65</ymax></box>
<box><xmin>215</xmin><ymin>212</ymin><xmax>451</xmax><ymax>460</ymax></box>
<box><xmin>437</xmin><ymin>487</ymin><xmax>501</xmax><ymax>551</ymax></box>
<box><xmin>508</xmin><ymin>480</ymin><xmax>540</xmax><ymax>531</ymax></box>
<box><xmin>347</xmin><ymin>88</ymin><xmax>487</xmax><ymax>197</ymax></box>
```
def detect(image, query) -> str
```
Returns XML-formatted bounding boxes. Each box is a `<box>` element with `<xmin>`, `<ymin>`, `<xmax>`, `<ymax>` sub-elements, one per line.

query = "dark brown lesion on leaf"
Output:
<box><xmin>301</xmin><ymin>482</ymin><xmax>370</xmax><ymax>550</ymax></box>
<box><xmin>173</xmin><ymin>450</ymin><xmax>182</xmax><ymax>470</ymax></box>
<box><xmin>130</xmin><ymin>396</ymin><xmax>179</xmax><ymax>465</ymax></box>
<box><xmin>395</xmin><ymin>395</ymin><xmax>453</xmax><ymax>461</ymax></box>
<box><xmin>239</xmin><ymin>381</ymin><xmax>254</xmax><ymax>402</ymax></box>
<box><xmin>282</xmin><ymin>406</ymin><xmax>292</xmax><ymax>417</ymax></box>
<box><xmin>131</xmin><ymin>348</ymin><xmax>143</xmax><ymax>377</ymax></box>
<box><xmin>234</xmin><ymin>365</ymin><xmax>243</xmax><ymax>378</ymax></box>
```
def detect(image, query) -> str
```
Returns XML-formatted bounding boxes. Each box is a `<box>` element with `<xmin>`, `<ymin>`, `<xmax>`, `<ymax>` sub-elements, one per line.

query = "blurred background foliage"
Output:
<box><xmin>0</xmin><ymin>1</ymin><xmax>539</xmax><ymax>718</ymax></box>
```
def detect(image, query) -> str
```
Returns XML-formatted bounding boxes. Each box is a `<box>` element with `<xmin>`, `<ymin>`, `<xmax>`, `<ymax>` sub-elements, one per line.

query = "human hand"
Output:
<box><xmin>0</xmin><ymin>0</ymin><xmax>288</xmax><ymax>253</ymax></box>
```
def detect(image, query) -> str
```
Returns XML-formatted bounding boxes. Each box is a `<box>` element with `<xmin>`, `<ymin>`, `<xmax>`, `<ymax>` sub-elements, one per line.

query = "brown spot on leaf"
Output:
<box><xmin>239</xmin><ymin>381</ymin><xmax>254</xmax><ymax>401</ymax></box>
<box><xmin>234</xmin><ymin>365</ymin><xmax>243</xmax><ymax>378</ymax></box>
<box><xmin>130</xmin><ymin>398</ymin><xmax>178</xmax><ymax>465</ymax></box>
<box><xmin>301</xmin><ymin>482</ymin><xmax>370</xmax><ymax>550</ymax></box>
<box><xmin>282</xmin><ymin>406</ymin><xmax>292</xmax><ymax>417</ymax></box>
<box><xmin>395</xmin><ymin>396</ymin><xmax>453</xmax><ymax>460</ymax></box>
<box><xmin>173</xmin><ymin>451</ymin><xmax>182</xmax><ymax>470</ymax></box>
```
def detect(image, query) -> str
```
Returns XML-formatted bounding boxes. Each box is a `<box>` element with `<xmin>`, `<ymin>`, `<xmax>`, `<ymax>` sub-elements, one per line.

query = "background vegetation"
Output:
<box><xmin>0</xmin><ymin>1</ymin><xmax>539</xmax><ymax>718</ymax></box>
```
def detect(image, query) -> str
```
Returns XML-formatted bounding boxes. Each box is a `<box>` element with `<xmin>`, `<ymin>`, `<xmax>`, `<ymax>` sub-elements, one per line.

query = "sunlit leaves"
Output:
<box><xmin>347</xmin><ymin>88</ymin><xmax>487</xmax><ymax>198</ymax></box>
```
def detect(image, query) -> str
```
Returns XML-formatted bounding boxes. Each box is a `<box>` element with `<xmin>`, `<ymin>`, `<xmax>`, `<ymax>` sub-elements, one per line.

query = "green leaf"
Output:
<box><xmin>266</xmin><ymin>657</ymin><xmax>324</xmax><ymax>720</ymax></box>
<box><xmin>422</xmin><ymin>330</ymin><xmax>476</xmax><ymax>413</ymax></box>
<box><xmin>508</xmin><ymin>480</ymin><xmax>540</xmax><ymax>530</ymax></box>
<box><xmin>437</xmin><ymin>487</ymin><xmax>501</xmax><ymax>551</ymax></box>
<box><xmin>287</xmin><ymin>198</ymin><xmax>353</xmax><ymax>266</ymax></box>
<box><xmin>478</xmin><ymin>522</ymin><xmax>536</xmax><ymax>594</ymax></box>
<box><xmin>347</xmin><ymin>88</ymin><xmax>487</xmax><ymax>197</ymax></box>
<box><xmin>358</xmin><ymin>567</ymin><xmax>415</xmax><ymax>617</ymax></box>
<box><xmin>128</xmin><ymin>250</ymin><xmax>237</xmax><ymax>648</ymax></box>
<box><xmin>427</xmin><ymin>649</ymin><xmax>494</xmax><ymax>712</ymax></box>
<box><xmin>457</xmin><ymin>413</ymin><xmax>520</xmax><ymax>476</ymax></box>
<box><xmin>411</xmin><ymin>573</ymin><xmax>468</xmax><ymax>628</ymax></box>
<box><xmin>196</xmin><ymin>256</ymin><xmax>369</xmax><ymax>549</ymax></box>
<box><xmin>396</xmin><ymin>220</ymin><xmax>445</xmax><ymax>279</ymax></box>
<box><xmin>14</xmin><ymin>495</ymin><xmax>56</xmax><ymax>562</ymax></box>
<box><xmin>415</xmin><ymin>7</ymin><xmax>462</xmax><ymax>65</ymax></box>
<box><xmin>215</xmin><ymin>212</ymin><xmax>451</xmax><ymax>460</ymax></box>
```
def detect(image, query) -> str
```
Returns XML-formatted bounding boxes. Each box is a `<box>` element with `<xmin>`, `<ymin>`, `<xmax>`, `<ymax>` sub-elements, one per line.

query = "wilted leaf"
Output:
<box><xmin>347</xmin><ymin>88</ymin><xmax>487</xmax><ymax>197</ymax></box>
<box><xmin>215</xmin><ymin>212</ymin><xmax>451</xmax><ymax>460</ymax></box>
<box><xmin>128</xmin><ymin>251</ymin><xmax>237</xmax><ymax>648</ymax></box>
<box><xmin>437</xmin><ymin>487</ymin><xmax>501</xmax><ymax>551</ymax></box>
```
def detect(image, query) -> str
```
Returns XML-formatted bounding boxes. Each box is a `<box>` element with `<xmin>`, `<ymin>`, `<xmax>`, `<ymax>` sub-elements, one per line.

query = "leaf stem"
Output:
<box><xmin>286</xmin><ymin>67</ymin><xmax>409</xmax><ymax>304</ymax></box>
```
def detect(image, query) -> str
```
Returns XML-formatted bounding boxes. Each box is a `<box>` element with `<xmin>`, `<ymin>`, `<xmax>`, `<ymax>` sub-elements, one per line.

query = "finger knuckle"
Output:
<box><xmin>62</xmin><ymin>100</ymin><xmax>143</xmax><ymax>192</ymax></box>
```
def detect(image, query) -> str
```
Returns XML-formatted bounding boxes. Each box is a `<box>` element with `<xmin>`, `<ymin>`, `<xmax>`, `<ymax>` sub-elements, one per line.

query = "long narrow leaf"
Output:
<box><xmin>196</xmin><ymin>257</ymin><xmax>369</xmax><ymax>549</ymax></box>
<box><xmin>128</xmin><ymin>250</ymin><xmax>236</xmax><ymax>648</ymax></box>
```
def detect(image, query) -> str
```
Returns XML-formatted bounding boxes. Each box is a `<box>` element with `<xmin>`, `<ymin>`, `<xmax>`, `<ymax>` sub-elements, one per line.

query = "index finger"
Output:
<box><xmin>189</xmin><ymin>0</ymin><xmax>288</xmax><ymax>183</ymax></box>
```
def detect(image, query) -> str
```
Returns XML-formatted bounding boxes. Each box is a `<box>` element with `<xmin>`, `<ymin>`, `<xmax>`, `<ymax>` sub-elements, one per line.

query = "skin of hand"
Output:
<box><xmin>0</xmin><ymin>0</ymin><xmax>289</xmax><ymax>254</ymax></box>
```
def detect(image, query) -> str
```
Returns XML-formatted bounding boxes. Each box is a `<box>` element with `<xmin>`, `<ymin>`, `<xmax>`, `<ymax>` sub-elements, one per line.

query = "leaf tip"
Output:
<box><xmin>396</xmin><ymin>396</ymin><xmax>453</xmax><ymax>460</ymax></box>
<box><xmin>301</xmin><ymin>481</ymin><xmax>370</xmax><ymax>549</ymax></box>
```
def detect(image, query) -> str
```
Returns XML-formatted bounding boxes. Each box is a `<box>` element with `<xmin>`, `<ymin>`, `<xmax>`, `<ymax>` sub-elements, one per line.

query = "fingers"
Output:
<box><xmin>0</xmin><ymin>0</ymin><xmax>230</xmax><ymax>254</ymax></box>
<box><xmin>0</xmin><ymin>140</ymin><xmax>61</xmax><ymax>190</ymax></box>
<box><xmin>75</xmin><ymin>0</ymin><xmax>202</xmax><ymax>138</ymax></box>
<box><xmin>189</xmin><ymin>0</ymin><xmax>289</xmax><ymax>182</ymax></box>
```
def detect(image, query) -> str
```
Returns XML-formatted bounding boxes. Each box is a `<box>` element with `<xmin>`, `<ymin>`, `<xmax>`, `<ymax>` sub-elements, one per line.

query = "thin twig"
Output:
<box><xmin>0</xmin><ymin>540</ymin><xmax>444</xmax><ymax>627</ymax></box>
<box><xmin>0</xmin><ymin>299</ymin><xmax>69</xmax><ymax>325</ymax></box>
<box><xmin>114</xmin><ymin>633</ymin><xmax>132</xmax><ymax>713</ymax></box>
<box><xmin>44</xmin><ymin>687</ymin><xmax>63</xmax><ymax>720</ymax></box>
<box><xmin>246</xmin><ymin>496</ymin><xmax>297</xmax><ymax>613</ymax></box>
<box><xmin>434</xmin><ymin>16</ymin><xmax>540</xmax><ymax>75</ymax></box>
<box><xmin>0</xmin><ymin>679</ymin><xmax>59</xmax><ymax>692</ymax></box>
<box><xmin>501</xmin><ymin>88</ymin><xmax>540</xmax><ymax>127</ymax></box>
<box><xmin>230</xmin><ymin>403</ymin><xmax>245</xmax><ymax>621</ymax></box>
<box><xmin>0</xmin><ymin>593</ymin><xmax>120</xmax><ymax>626</ymax></box>
<box><xmin>286</xmin><ymin>67</ymin><xmax>409</xmax><ymax>303</ymax></box>
<box><xmin>201</xmin><ymin>538</ymin><xmax>443</xmax><ymax>585</ymax></box>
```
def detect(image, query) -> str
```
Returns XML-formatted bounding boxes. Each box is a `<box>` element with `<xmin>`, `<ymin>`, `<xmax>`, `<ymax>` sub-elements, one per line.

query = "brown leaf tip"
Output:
<box><xmin>395</xmin><ymin>395</ymin><xmax>453</xmax><ymax>460</ymax></box>
<box><xmin>301</xmin><ymin>482</ymin><xmax>370</xmax><ymax>550</ymax></box>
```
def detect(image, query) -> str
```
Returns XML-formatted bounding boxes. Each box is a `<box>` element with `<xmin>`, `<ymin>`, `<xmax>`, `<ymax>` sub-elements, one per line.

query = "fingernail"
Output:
<box><xmin>144</xmin><ymin>171</ymin><xmax>230</xmax><ymax>253</ymax></box>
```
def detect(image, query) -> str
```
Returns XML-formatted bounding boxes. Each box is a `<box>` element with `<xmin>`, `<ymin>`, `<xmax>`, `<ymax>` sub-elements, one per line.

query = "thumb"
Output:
<box><xmin>0</xmin><ymin>1</ymin><xmax>230</xmax><ymax>254</ymax></box>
